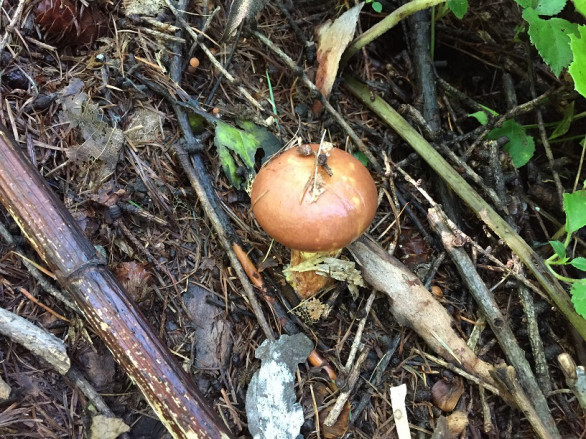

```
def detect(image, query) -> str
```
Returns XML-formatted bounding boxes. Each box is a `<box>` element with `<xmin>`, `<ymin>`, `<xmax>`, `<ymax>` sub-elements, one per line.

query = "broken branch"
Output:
<box><xmin>0</xmin><ymin>126</ymin><xmax>233</xmax><ymax>439</ymax></box>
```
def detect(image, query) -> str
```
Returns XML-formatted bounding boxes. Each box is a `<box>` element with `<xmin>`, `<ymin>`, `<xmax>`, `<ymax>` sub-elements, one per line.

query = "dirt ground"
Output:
<box><xmin>0</xmin><ymin>0</ymin><xmax>585</xmax><ymax>438</ymax></box>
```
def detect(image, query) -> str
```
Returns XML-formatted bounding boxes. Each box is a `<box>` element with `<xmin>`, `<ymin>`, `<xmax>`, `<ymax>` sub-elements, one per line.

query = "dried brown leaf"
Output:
<box><xmin>313</xmin><ymin>4</ymin><xmax>363</xmax><ymax>115</ymax></box>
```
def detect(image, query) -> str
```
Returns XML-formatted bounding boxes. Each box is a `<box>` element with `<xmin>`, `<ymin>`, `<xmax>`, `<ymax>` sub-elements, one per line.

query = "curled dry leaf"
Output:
<box><xmin>35</xmin><ymin>0</ymin><xmax>106</xmax><ymax>46</ymax></box>
<box><xmin>431</xmin><ymin>375</ymin><xmax>465</xmax><ymax>412</ymax></box>
<box><xmin>59</xmin><ymin>81</ymin><xmax>124</xmax><ymax>187</ymax></box>
<box><xmin>446</xmin><ymin>411</ymin><xmax>469</xmax><ymax>436</ymax></box>
<box><xmin>431</xmin><ymin>412</ymin><xmax>469</xmax><ymax>439</ymax></box>
<box><xmin>89</xmin><ymin>415</ymin><xmax>130</xmax><ymax>439</ymax></box>
<box><xmin>284</xmin><ymin>252</ymin><xmax>335</xmax><ymax>300</ymax></box>
<box><xmin>313</xmin><ymin>3</ymin><xmax>363</xmax><ymax>115</ymax></box>
<box><xmin>312</xmin><ymin>382</ymin><xmax>350</xmax><ymax>438</ymax></box>
<box><xmin>0</xmin><ymin>375</ymin><xmax>10</xmax><ymax>402</ymax></box>
<box><xmin>114</xmin><ymin>261</ymin><xmax>152</xmax><ymax>302</ymax></box>
<box><xmin>284</xmin><ymin>255</ymin><xmax>365</xmax><ymax>300</ymax></box>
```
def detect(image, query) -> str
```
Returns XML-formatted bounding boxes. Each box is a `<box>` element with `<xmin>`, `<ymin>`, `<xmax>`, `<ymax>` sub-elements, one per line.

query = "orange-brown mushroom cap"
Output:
<box><xmin>251</xmin><ymin>144</ymin><xmax>378</xmax><ymax>252</ymax></box>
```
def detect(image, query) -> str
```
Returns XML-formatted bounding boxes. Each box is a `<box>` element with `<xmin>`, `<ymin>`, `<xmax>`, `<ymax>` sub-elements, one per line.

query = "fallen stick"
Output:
<box><xmin>428</xmin><ymin>207</ymin><xmax>560</xmax><ymax>438</ymax></box>
<box><xmin>232</xmin><ymin>242</ymin><xmax>339</xmax><ymax>382</ymax></box>
<box><xmin>0</xmin><ymin>126</ymin><xmax>233</xmax><ymax>439</ymax></box>
<box><xmin>343</xmin><ymin>74</ymin><xmax>586</xmax><ymax>341</ymax></box>
<box><xmin>348</xmin><ymin>235</ymin><xmax>557</xmax><ymax>439</ymax></box>
<box><xmin>0</xmin><ymin>306</ymin><xmax>70</xmax><ymax>375</ymax></box>
<box><xmin>348</xmin><ymin>235</ymin><xmax>496</xmax><ymax>385</ymax></box>
<box><xmin>0</xmin><ymin>305</ymin><xmax>115</xmax><ymax>417</ymax></box>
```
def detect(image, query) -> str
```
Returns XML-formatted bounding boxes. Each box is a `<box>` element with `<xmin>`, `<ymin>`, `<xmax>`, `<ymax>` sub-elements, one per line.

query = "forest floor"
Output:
<box><xmin>0</xmin><ymin>0</ymin><xmax>585</xmax><ymax>438</ymax></box>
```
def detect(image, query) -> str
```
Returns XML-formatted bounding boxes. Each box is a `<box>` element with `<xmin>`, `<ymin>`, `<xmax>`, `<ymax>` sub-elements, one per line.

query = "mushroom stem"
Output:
<box><xmin>287</xmin><ymin>249</ymin><xmax>339</xmax><ymax>299</ymax></box>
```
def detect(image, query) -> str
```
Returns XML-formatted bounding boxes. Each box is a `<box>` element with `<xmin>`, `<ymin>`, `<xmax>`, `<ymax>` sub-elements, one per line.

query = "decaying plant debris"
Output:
<box><xmin>0</xmin><ymin>0</ymin><xmax>585</xmax><ymax>438</ymax></box>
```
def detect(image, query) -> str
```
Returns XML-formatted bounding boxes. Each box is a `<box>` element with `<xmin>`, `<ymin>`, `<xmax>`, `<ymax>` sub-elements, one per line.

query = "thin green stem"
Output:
<box><xmin>547</xmin><ymin>259</ymin><xmax>568</xmax><ymax>266</ymax></box>
<box><xmin>547</xmin><ymin>265</ymin><xmax>577</xmax><ymax>284</ymax></box>
<box><xmin>564</xmin><ymin>231</ymin><xmax>573</xmax><ymax>248</ymax></box>
<box><xmin>265</xmin><ymin>69</ymin><xmax>278</xmax><ymax>117</ymax></box>
<box><xmin>342</xmin><ymin>0</ymin><xmax>446</xmax><ymax>63</ymax></box>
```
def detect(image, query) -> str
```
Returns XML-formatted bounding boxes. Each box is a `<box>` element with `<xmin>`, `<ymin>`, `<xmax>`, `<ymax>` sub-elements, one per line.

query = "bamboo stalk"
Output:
<box><xmin>342</xmin><ymin>74</ymin><xmax>586</xmax><ymax>341</ymax></box>
<box><xmin>0</xmin><ymin>126</ymin><xmax>233</xmax><ymax>439</ymax></box>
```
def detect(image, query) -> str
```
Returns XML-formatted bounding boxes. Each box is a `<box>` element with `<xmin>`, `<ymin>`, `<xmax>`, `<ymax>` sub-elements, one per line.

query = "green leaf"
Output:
<box><xmin>487</xmin><ymin>119</ymin><xmax>535</xmax><ymax>167</ymax></box>
<box><xmin>571</xmin><ymin>257</ymin><xmax>586</xmax><ymax>271</ymax></box>
<box><xmin>236</xmin><ymin>120</ymin><xmax>282</xmax><ymax>164</ymax></box>
<box><xmin>569</xmin><ymin>25</ymin><xmax>586</xmax><ymax>98</ymax></box>
<box><xmin>515</xmin><ymin>0</ymin><xmax>567</xmax><ymax>15</ymax></box>
<box><xmin>549</xmin><ymin>240</ymin><xmax>567</xmax><ymax>259</ymax></box>
<box><xmin>214</xmin><ymin>121</ymin><xmax>261</xmax><ymax>189</ymax></box>
<box><xmin>573</xmin><ymin>0</ymin><xmax>586</xmax><ymax>16</ymax></box>
<box><xmin>549</xmin><ymin>101</ymin><xmax>574</xmax><ymax>139</ymax></box>
<box><xmin>469</xmin><ymin>111</ymin><xmax>489</xmax><ymax>125</ymax></box>
<box><xmin>447</xmin><ymin>0</ymin><xmax>468</xmax><ymax>19</ymax></box>
<box><xmin>188</xmin><ymin>112</ymin><xmax>206</xmax><ymax>134</ymax></box>
<box><xmin>216</xmin><ymin>143</ymin><xmax>241</xmax><ymax>188</ymax></box>
<box><xmin>372</xmin><ymin>1</ymin><xmax>383</xmax><ymax>13</ymax></box>
<box><xmin>523</xmin><ymin>8</ymin><xmax>578</xmax><ymax>76</ymax></box>
<box><xmin>563</xmin><ymin>190</ymin><xmax>586</xmax><ymax>234</ymax></box>
<box><xmin>479</xmin><ymin>105</ymin><xmax>499</xmax><ymax>117</ymax></box>
<box><xmin>353</xmin><ymin>151</ymin><xmax>369</xmax><ymax>167</ymax></box>
<box><xmin>571</xmin><ymin>279</ymin><xmax>586</xmax><ymax>318</ymax></box>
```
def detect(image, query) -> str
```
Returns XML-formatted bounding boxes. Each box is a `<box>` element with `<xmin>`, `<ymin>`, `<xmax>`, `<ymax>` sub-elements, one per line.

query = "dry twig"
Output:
<box><xmin>166</xmin><ymin>0</ymin><xmax>274</xmax><ymax>342</ymax></box>
<box><xmin>428</xmin><ymin>207</ymin><xmax>559</xmax><ymax>438</ymax></box>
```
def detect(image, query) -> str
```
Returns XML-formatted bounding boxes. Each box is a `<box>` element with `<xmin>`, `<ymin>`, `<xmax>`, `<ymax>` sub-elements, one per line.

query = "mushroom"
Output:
<box><xmin>250</xmin><ymin>143</ymin><xmax>378</xmax><ymax>299</ymax></box>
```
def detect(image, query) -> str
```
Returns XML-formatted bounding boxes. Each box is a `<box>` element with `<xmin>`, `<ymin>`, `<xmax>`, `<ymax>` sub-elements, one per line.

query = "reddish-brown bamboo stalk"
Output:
<box><xmin>0</xmin><ymin>125</ymin><xmax>233</xmax><ymax>439</ymax></box>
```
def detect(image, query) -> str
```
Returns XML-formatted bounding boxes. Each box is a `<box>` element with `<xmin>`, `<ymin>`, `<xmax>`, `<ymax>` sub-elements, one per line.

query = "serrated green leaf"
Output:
<box><xmin>487</xmin><ymin>119</ymin><xmax>535</xmax><ymax>167</ymax></box>
<box><xmin>549</xmin><ymin>240</ymin><xmax>567</xmax><ymax>259</ymax></box>
<box><xmin>571</xmin><ymin>279</ymin><xmax>586</xmax><ymax>318</ymax></box>
<box><xmin>469</xmin><ymin>111</ymin><xmax>489</xmax><ymax>125</ymax></box>
<box><xmin>573</xmin><ymin>0</ymin><xmax>586</xmax><ymax>16</ymax></box>
<box><xmin>563</xmin><ymin>190</ymin><xmax>586</xmax><ymax>234</ymax></box>
<box><xmin>523</xmin><ymin>8</ymin><xmax>578</xmax><ymax>76</ymax></box>
<box><xmin>571</xmin><ymin>257</ymin><xmax>586</xmax><ymax>271</ymax></box>
<box><xmin>549</xmin><ymin>101</ymin><xmax>575</xmax><ymax>139</ymax></box>
<box><xmin>515</xmin><ymin>0</ymin><xmax>567</xmax><ymax>15</ymax></box>
<box><xmin>214</xmin><ymin>121</ymin><xmax>261</xmax><ymax>189</ymax></box>
<box><xmin>569</xmin><ymin>25</ymin><xmax>586</xmax><ymax>98</ymax></box>
<box><xmin>447</xmin><ymin>0</ymin><xmax>468</xmax><ymax>19</ymax></box>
